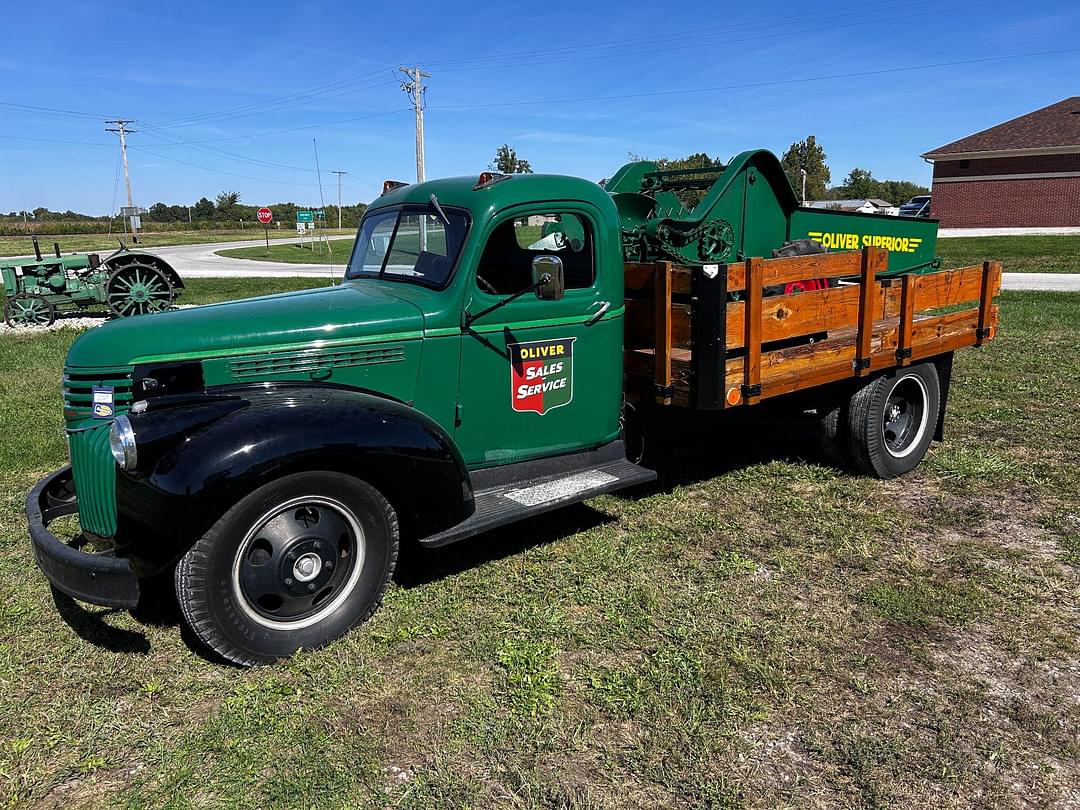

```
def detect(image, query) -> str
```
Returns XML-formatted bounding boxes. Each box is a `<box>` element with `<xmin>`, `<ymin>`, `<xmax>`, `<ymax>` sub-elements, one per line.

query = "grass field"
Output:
<box><xmin>937</xmin><ymin>235</ymin><xmax>1080</xmax><ymax>273</ymax></box>
<box><xmin>216</xmin><ymin>238</ymin><xmax>355</xmax><ymax>265</ymax></box>
<box><xmin>0</xmin><ymin>282</ymin><xmax>1077</xmax><ymax>807</ymax></box>
<box><xmin>0</xmin><ymin>229</ymin><xmax>353</xmax><ymax>258</ymax></box>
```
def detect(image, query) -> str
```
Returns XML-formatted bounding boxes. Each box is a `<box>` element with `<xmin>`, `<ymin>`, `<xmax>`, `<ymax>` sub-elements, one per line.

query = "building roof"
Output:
<box><xmin>922</xmin><ymin>97</ymin><xmax>1080</xmax><ymax>159</ymax></box>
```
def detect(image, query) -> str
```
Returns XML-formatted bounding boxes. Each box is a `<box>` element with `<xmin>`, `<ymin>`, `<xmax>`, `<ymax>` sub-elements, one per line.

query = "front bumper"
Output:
<box><xmin>26</xmin><ymin>467</ymin><xmax>140</xmax><ymax>609</ymax></box>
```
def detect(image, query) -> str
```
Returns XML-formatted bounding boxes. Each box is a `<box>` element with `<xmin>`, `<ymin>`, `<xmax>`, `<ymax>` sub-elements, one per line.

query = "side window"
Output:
<box><xmin>476</xmin><ymin>212</ymin><xmax>594</xmax><ymax>295</ymax></box>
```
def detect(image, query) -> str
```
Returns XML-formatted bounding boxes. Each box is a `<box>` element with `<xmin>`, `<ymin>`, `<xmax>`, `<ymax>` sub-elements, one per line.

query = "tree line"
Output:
<box><xmin>3</xmin><ymin>191</ymin><xmax>368</xmax><ymax>229</ymax></box>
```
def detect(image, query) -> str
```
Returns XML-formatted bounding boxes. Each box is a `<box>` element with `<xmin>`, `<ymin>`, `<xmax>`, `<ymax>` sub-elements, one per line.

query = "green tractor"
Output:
<box><xmin>1</xmin><ymin>236</ymin><xmax>184</xmax><ymax>327</ymax></box>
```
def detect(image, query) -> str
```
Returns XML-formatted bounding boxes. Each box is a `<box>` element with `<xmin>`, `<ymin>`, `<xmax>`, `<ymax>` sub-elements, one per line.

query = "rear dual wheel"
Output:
<box><xmin>817</xmin><ymin>362</ymin><xmax>940</xmax><ymax>479</ymax></box>
<box><xmin>176</xmin><ymin>472</ymin><xmax>398</xmax><ymax>666</ymax></box>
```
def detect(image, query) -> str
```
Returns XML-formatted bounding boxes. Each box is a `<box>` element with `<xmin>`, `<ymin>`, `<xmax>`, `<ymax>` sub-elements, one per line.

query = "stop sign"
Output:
<box><xmin>256</xmin><ymin>207</ymin><xmax>273</xmax><ymax>224</ymax></box>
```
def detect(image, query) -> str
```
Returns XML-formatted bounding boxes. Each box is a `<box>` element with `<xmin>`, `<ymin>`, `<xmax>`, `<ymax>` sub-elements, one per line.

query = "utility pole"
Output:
<box><xmin>399</xmin><ymin>66</ymin><xmax>429</xmax><ymax>184</ymax></box>
<box><xmin>106</xmin><ymin>119</ymin><xmax>139</xmax><ymax>243</ymax></box>
<box><xmin>399</xmin><ymin>66</ymin><xmax>430</xmax><ymax>249</ymax></box>
<box><xmin>331</xmin><ymin>170</ymin><xmax>347</xmax><ymax>229</ymax></box>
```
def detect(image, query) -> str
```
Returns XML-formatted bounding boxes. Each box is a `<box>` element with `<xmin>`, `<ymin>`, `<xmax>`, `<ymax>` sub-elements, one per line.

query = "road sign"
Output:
<box><xmin>296</xmin><ymin>210</ymin><xmax>314</xmax><ymax>223</ymax></box>
<box><xmin>296</xmin><ymin>223</ymin><xmax>306</xmax><ymax>234</ymax></box>
<box><xmin>314</xmin><ymin>210</ymin><xmax>326</xmax><ymax>221</ymax></box>
<box><xmin>257</xmin><ymin>207</ymin><xmax>273</xmax><ymax>224</ymax></box>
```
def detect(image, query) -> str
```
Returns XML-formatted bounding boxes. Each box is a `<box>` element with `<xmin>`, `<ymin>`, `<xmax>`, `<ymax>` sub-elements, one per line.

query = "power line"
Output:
<box><xmin>0</xmin><ymin>101</ymin><xmax>112</xmax><ymax>120</ymax></box>
<box><xmin>416</xmin><ymin>0</ymin><xmax>1006</xmax><ymax>73</ymax></box>
<box><xmin>148</xmin><ymin>70</ymin><xmax>398</xmax><ymax>129</ymax></box>
<box><xmin>127</xmin><ymin>145</ymin><xmax>321</xmax><ymax>187</ymax></box>
<box><xmin>429</xmin><ymin>47</ymin><xmax>1080</xmax><ymax>111</ymax></box>
<box><xmin>0</xmin><ymin>134</ymin><xmax>114</xmax><ymax>147</ymax></box>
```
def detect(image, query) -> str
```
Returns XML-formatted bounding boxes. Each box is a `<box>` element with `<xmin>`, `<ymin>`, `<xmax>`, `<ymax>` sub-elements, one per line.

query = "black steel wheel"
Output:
<box><xmin>105</xmin><ymin>259</ymin><xmax>174</xmax><ymax>317</ymax></box>
<box><xmin>4</xmin><ymin>293</ymin><xmax>56</xmax><ymax>327</ymax></box>
<box><xmin>845</xmin><ymin>363</ymin><xmax>940</xmax><ymax>479</ymax></box>
<box><xmin>175</xmin><ymin>472</ymin><xmax>398</xmax><ymax>666</ymax></box>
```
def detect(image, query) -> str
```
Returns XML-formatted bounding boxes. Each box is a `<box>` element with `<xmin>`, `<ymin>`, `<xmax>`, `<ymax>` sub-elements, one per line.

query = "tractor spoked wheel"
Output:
<box><xmin>105</xmin><ymin>261</ymin><xmax>175</xmax><ymax>317</ymax></box>
<box><xmin>4</xmin><ymin>293</ymin><xmax>56</xmax><ymax>328</ymax></box>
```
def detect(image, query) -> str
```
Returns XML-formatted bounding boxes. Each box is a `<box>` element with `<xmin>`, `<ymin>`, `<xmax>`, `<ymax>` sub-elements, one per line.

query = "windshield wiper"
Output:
<box><xmin>428</xmin><ymin>193</ymin><xmax>450</xmax><ymax>226</ymax></box>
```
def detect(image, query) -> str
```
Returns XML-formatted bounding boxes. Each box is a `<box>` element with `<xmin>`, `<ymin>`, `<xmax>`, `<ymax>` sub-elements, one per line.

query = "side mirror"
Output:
<box><xmin>532</xmin><ymin>255</ymin><xmax>565</xmax><ymax>301</ymax></box>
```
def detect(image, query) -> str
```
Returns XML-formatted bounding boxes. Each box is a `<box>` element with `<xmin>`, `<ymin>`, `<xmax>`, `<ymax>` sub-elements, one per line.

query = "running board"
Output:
<box><xmin>420</xmin><ymin>449</ymin><xmax>656</xmax><ymax>548</ymax></box>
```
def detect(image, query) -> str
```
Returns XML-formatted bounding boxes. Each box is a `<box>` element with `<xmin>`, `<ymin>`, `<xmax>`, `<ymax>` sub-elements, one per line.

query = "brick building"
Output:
<box><xmin>921</xmin><ymin>97</ymin><xmax>1080</xmax><ymax>228</ymax></box>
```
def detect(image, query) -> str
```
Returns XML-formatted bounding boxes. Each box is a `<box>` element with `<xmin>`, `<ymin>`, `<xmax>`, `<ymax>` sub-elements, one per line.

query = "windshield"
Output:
<box><xmin>346</xmin><ymin>205</ymin><xmax>469</xmax><ymax>287</ymax></box>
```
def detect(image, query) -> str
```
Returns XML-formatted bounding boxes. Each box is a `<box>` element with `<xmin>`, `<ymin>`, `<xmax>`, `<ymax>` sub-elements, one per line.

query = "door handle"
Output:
<box><xmin>585</xmin><ymin>300</ymin><xmax>611</xmax><ymax>326</ymax></box>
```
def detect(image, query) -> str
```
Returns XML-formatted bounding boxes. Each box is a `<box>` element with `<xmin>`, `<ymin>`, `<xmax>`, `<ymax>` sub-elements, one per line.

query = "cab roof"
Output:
<box><xmin>367</xmin><ymin>173</ymin><xmax>617</xmax><ymax>221</ymax></box>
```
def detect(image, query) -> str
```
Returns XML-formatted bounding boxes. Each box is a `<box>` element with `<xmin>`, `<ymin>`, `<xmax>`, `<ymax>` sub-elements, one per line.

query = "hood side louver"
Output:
<box><xmin>227</xmin><ymin>345</ymin><xmax>406</xmax><ymax>379</ymax></box>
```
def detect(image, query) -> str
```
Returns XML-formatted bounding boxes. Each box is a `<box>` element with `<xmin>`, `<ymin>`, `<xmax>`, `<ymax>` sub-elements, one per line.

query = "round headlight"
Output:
<box><xmin>108</xmin><ymin>415</ymin><xmax>138</xmax><ymax>471</ymax></box>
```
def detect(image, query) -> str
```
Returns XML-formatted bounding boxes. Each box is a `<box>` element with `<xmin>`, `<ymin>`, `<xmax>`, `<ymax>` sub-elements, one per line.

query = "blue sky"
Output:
<box><xmin>2</xmin><ymin>0</ymin><xmax>1077</xmax><ymax>213</ymax></box>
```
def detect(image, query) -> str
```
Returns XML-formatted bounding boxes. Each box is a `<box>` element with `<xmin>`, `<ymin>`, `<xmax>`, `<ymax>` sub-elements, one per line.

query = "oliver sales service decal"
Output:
<box><xmin>509</xmin><ymin>337</ymin><xmax>575</xmax><ymax>415</ymax></box>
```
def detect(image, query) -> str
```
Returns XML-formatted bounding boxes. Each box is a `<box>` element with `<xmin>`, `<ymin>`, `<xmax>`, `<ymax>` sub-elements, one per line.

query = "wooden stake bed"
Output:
<box><xmin>624</xmin><ymin>247</ymin><xmax>1001</xmax><ymax>409</ymax></box>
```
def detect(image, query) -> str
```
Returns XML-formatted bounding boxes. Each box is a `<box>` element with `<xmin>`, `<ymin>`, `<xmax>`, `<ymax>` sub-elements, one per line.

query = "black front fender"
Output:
<box><xmin>116</xmin><ymin>384</ymin><xmax>472</xmax><ymax>573</ymax></box>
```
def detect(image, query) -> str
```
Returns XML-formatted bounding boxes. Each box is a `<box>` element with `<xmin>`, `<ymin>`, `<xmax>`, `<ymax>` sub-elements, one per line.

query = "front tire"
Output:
<box><xmin>845</xmin><ymin>363</ymin><xmax>940</xmax><ymax>479</ymax></box>
<box><xmin>176</xmin><ymin>471</ymin><xmax>398</xmax><ymax>666</ymax></box>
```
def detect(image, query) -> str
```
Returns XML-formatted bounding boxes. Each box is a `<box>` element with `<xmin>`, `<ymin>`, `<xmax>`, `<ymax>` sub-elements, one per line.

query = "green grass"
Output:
<box><xmin>0</xmin><ymin>288</ymin><xmax>1078</xmax><ymax>807</ymax></box>
<box><xmin>215</xmin><ymin>238</ymin><xmax>356</xmax><ymax>265</ymax></box>
<box><xmin>0</xmin><ymin>229</ymin><xmax>352</xmax><ymax>258</ymax></box>
<box><xmin>179</xmin><ymin>277</ymin><xmax>331</xmax><ymax>305</ymax></box>
<box><xmin>938</xmin><ymin>235</ymin><xmax>1080</xmax><ymax>273</ymax></box>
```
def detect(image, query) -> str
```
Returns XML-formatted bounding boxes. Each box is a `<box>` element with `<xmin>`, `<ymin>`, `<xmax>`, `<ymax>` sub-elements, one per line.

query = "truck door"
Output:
<box><xmin>455</xmin><ymin>206</ymin><xmax>623</xmax><ymax>468</ymax></box>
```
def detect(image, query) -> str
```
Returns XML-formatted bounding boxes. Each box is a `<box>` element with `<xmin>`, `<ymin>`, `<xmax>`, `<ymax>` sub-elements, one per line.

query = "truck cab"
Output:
<box><xmin>355</xmin><ymin>173</ymin><xmax>627</xmax><ymax>466</ymax></box>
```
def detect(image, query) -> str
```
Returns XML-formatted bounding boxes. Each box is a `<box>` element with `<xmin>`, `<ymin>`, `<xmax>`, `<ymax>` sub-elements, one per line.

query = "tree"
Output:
<box><xmin>837</xmin><ymin>168</ymin><xmax>877</xmax><ymax>200</ymax></box>
<box><xmin>780</xmin><ymin>136</ymin><xmax>830</xmax><ymax>202</ymax></box>
<box><xmin>491</xmin><ymin>145</ymin><xmax>533</xmax><ymax>174</ymax></box>
<box><xmin>193</xmin><ymin>197</ymin><xmax>216</xmax><ymax>220</ymax></box>
<box><xmin>215</xmin><ymin>191</ymin><xmax>242</xmax><ymax>220</ymax></box>
<box><xmin>627</xmin><ymin>151</ymin><xmax>724</xmax><ymax>209</ymax></box>
<box><xmin>833</xmin><ymin>169</ymin><xmax>929</xmax><ymax>205</ymax></box>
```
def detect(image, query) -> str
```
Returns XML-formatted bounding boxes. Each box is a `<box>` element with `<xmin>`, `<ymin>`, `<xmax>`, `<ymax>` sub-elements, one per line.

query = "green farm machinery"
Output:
<box><xmin>606</xmin><ymin>150</ymin><xmax>940</xmax><ymax>286</ymax></box>
<box><xmin>1</xmin><ymin>237</ymin><xmax>184</xmax><ymax>327</ymax></box>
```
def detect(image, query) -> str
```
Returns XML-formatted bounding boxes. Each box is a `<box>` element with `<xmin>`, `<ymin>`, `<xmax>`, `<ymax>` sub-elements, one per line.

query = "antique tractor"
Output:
<box><xmin>1</xmin><ymin>237</ymin><xmax>184</xmax><ymax>327</ymax></box>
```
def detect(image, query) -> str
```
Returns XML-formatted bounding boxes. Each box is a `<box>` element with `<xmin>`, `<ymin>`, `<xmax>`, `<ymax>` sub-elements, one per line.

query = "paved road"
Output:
<box><xmin>1000</xmin><ymin>273</ymin><xmax>1080</xmax><ymax>292</ymax></box>
<box><xmin>153</xmin><ymin>235</ymin><xmax>352</xmax><ymax>278</ymax></box>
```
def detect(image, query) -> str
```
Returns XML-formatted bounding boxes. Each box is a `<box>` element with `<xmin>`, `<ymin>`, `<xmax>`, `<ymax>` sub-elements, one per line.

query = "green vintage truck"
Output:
<box><xmin>27</xmin><ymin>150</ymin><xmax>1000</xmax><ymax>665</ymax></box>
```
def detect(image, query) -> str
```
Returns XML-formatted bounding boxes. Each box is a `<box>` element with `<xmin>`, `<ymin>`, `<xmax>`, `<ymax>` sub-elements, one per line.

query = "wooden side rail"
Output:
<box><xmin>622</xmin><ymin>248</ymin><xmax>1002</xmax><ymax>409</ymax></box>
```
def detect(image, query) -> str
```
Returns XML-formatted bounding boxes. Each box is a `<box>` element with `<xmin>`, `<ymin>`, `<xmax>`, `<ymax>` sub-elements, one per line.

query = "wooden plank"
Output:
<box><xmin>624</xmin><ymin>299</ymin><xmax>691</xmax><ymax>350</ymax></box>
<box><xmin>654</xmin><ymin>261</ymin><xmax>673</xmax><ymax>404</ymax></box>
<box><xmin>854</xmin><ymin>247</ymin><xmax>886</xmax><ymax>376</ymax></box>
<box><xmin>976</xmin><ymin>261</ymin><xmax>1000</xmax><ymax>346</ymax></box>
<box><xmin>725</xmin><ymin>250</ymin><xmax>863</xmax><ymax>293</ymax></box>
<box><xmin>724</xmin><ymin>282</ymin><xmax>900</xmax><ymax>349</ymax></box>
<box><xmin>742</xmin><ymin>257</ymin><xmax>763</xmax><ymax>405</ymax></box>
<box><xmin>721</xmin><ymin>306</ymin><xmax>989</xmax><ymax>404</ymax></box>
<box><xmin>912</xmin><ymin>264</ymin><xmax>986</xmax><ymax>311</ymax></box>
<box><xmin>897</xmin><ymin>274</ymin><xmax>916</xmax><ymax>367</ymax></box>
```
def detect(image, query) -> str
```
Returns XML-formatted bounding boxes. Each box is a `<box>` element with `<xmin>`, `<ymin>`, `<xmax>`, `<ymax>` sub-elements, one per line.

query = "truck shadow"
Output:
<box><xmin>394</xmin><ymin>503</ymin><xmax>614</xmax><ymax>589</ymax></box>
<box><xmin>50</xmin><ymin>587</ymin><xmax>152</xmax><ymax>655</ymax></box>
<box><xmin>396</xmin><ymin>405</ymin><xmax>830</xmax><ymax>587</ymax></box>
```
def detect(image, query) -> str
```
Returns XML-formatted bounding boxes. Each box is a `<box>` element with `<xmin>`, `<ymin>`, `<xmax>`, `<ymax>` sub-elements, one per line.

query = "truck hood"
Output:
<box><xmin>66</xmin><ymin>283</ymin><xmax>425</xmax><ymax>368</ymax></box>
